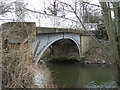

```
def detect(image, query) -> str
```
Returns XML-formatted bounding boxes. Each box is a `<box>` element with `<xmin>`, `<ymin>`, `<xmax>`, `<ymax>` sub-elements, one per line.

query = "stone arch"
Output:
<box><xmin>35</xmin><ymin>36</ymin><xmax>80</xmax><ymax>64</ymax></box>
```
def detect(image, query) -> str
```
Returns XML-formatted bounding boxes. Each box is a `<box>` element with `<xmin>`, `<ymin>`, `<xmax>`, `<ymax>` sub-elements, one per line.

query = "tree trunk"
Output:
<box><xmin>100</xmin><ymin>2</ymin><xmax>118</xmax><ymax>59</ymax></box>
<box><xmin>117</xmin><ymin>59</ymin><xmax>120</xmax><ymax>86</ymax></box>
<box><xmin>112</xmin><ymin>2</ymin><xmax>120</xmax><ymax>87</ymax></box>
<box><xmin>100</xmin><ymin>2</ymin><xmax>120</xmax><ymax>87</ymax></box>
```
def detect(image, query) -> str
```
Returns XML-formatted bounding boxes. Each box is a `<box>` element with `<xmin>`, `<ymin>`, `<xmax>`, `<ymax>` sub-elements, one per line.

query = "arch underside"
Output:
<box><xmin>32</xmin><ymin>33</ymin><xmax>80</xmax><ymax>64</ymax></box>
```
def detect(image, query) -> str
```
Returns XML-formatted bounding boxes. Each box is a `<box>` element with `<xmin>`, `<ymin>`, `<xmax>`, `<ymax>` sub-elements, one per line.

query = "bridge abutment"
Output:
<box><xmin>1</xmin><ymin>22</ymin><xmax>37</xmax><ymax>88</ymax></box>
<box><xmin>81</xmin><ymin>35</ymin><xmax>92</xmax><ymax>56</ymax></box>
<box><xmin>1</xmin><ymin>22</ymin><xmax>36</xmax><ymax>63</ymax></box>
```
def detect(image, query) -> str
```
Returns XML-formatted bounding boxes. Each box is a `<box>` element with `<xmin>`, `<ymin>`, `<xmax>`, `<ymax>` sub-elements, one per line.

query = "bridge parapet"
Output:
<box><xmin>36</xmin><ymin>27</ymin><xmax>86</xmax><ymax>34</ymax></box>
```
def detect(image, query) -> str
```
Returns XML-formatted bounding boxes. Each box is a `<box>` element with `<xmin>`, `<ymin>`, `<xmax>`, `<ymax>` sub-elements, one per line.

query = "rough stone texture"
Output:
<box><xmin>1</xmin><ymin>22</ymin><xmax>36</xmax><ymax>88</ymax></box>
<box><xmin>81</xmin><ymin>35</ymin><xmax>97</xmax><ymax>56</ymax></box>
<box><xmin>7</xmin><ymin>43</ymin><xmax>33</xmax><ymax>59</ymax></box>
<box><xmin>1</xmin><ymin>22</ymin><xmax>36</xmax><ymax>59</ymax></box>
<box><xmin>1</xmin><ymin>22</ymin><xmax>36</xmax><ymax>44</ymax></box>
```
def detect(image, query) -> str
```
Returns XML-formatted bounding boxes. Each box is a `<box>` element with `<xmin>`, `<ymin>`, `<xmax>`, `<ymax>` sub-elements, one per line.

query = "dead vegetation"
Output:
<box><xmin>0</xmin><ymin>21</ymin><xmax>57</xmax><ymax>89</ymax></box>
<box><xmin>1</xmin><ymin>22</ymin><xmax>53</xmax><ymax>88</ymax></box>
<box><xmin>1</xmin><ymin>22</ymin><xmax>35</xmax><ymax>88</ymax></box>
<box><xmin>2</xmin><ymin>43</ymin><xmax>37</xmax><ymax>88</ymax></box>
<box><xmin>84</xmin><ymin>39</ymin><xmax>114</xmax><ymax>64</ymax></box>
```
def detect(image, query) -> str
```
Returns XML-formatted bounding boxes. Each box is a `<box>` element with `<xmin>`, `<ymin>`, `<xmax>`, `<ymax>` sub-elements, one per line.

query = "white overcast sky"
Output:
<box><xmin>27</xmin><ymin>0</ymin><xmax>100</xmax><ymax>11</ymax></box>
<box><xmin>6</xmin><ymin>0</ymin><xmax>100</xmax><ymax>11</ymax></box>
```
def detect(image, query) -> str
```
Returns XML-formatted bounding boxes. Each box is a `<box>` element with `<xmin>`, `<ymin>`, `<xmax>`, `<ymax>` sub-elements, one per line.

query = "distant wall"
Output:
<box><xmin>81</xmin><ymin>35</ymin><xmax>97</xmax><ymax>56</ymax></box>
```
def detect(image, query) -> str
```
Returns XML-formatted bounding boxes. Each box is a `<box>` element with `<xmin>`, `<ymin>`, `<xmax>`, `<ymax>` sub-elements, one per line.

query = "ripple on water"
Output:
<box><xmin>84</xmin><ymin>80</ymin><xmax>117</xmax><ymax>88</ymax></box>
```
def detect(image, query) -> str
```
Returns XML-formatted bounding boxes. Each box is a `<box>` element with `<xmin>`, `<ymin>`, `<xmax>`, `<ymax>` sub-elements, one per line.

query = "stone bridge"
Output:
<box><xmin>1</xmin><ymin>22</ymin><xmax>95</xmax><ymax>64</ymax></box>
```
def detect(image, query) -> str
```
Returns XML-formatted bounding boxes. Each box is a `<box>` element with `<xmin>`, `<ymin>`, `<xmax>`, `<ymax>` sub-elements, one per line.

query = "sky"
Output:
<box><xmin>1</xmin><ymin>0</ymin><xmax>100</xmax><ymax>14</ymax></box>
<box><xmin>27</xmin><ymin>0</ymin><xmax>100</xmax><ymax>11</ymax></box>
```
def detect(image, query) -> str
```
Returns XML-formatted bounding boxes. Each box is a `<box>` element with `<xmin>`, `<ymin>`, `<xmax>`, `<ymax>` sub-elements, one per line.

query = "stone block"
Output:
<box><xmin>1</xmin><ymin>22</ymin><xmax>36</xmax><ymax>44</ymax></box>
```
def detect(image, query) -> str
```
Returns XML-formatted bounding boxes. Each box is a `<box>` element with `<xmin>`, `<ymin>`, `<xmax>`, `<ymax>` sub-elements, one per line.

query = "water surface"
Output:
<box><xmin>46</xmin><ymin>63</ymin><xmax>117</xmax><ymax>88</ymax></box>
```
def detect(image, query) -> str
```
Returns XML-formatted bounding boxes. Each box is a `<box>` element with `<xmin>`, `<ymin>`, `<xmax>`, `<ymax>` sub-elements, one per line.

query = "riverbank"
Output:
<box><xmin>0</xmin><ymin>63</ymin><xmax>2</xmax><ymax>90</ymax></box>
<box><xmin>84</xmin><ymin>41</ymin><xmax>115</xmax><ymax>64</ymax></box>
<box><xmin>33</xmin><ymin>62</ymin><xmax>54</xmax><ymax>88</ymax></box>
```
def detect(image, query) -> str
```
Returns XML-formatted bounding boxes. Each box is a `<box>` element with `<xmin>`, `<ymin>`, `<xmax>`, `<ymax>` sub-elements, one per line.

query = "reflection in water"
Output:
<box><xmin>46</xmin><ymin>63</ymin><xmax>117</xmax><ymax>88</ymax></box>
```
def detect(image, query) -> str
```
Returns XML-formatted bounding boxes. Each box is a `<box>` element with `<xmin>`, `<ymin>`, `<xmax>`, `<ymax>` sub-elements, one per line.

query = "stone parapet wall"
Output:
<box><xmin>1</xmin><ymin>22</ymin><xmax>36</xmax><ymax>44</ymax></box>
<box><xmin>36</xmin><ymin>27</ymin><xmax>86</xmax><ymax>34</ymax></box>
<box><xmin>1</xmin><ymin>22</ymin><xmax>36</xmax><ymax>57</ymax></box>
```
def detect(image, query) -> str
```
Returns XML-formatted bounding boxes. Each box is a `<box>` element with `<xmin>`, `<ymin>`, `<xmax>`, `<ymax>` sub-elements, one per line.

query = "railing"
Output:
<box><xmin>0</xmin><ymin>7</ymin><xmax>98</xmax><ymax>31</ymax></box>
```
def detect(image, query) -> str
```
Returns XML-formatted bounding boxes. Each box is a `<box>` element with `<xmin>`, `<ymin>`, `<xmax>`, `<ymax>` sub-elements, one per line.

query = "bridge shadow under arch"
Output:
<box><xmin>35</xmin><ymin>36</ymin><xmax>80</xmax><ymax>64</ymax></box>
<box><xmin>42</xmin><ymin>39</ymin><xmax>80</xmax><ymax>62</ymax></box>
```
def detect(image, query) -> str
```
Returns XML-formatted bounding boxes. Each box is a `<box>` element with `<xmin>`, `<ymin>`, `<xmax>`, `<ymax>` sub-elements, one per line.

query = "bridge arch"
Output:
<box><xmin>35</xmin><ymin>36</ymin><xmax>80</xmax><ymax>64</ymax></box>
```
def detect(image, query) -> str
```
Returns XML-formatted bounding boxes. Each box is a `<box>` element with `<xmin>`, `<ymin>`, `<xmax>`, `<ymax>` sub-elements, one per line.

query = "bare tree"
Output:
<box><xmin>99</xmin><ymin>1</ymin><xmax>120</xmax><ymax>86</ymax></box>
<box><xmin>0</xmin><ymin>1</ymin><xmax>14</xmax><ymax>15</ymax></box>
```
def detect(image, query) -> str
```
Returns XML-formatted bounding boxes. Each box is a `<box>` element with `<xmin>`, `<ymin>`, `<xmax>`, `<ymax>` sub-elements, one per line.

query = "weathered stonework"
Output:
<box><xmin>1</xmin><ymin>22</ymin><xmax>36</xmax><ymax>55</ymax></box>
<box><xmin>1</xmin><ymin>22</ymin><xmax>36</xmax><ymax>44</ymax></box>
<box><xmin>81</xmin><ymin>35</ymin><xmax>97</xmax><ymax>56</ymax></box>
<box><xmin>1</xmin><ymin>22</ymin><xmax>37</xmax><ymax>88</ymax></box>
